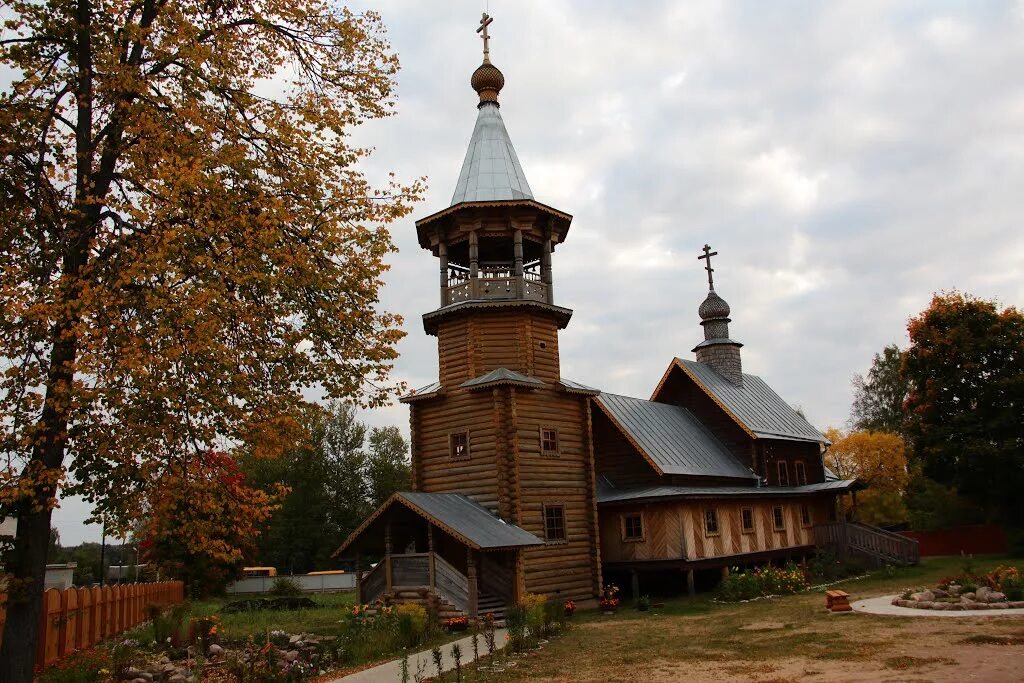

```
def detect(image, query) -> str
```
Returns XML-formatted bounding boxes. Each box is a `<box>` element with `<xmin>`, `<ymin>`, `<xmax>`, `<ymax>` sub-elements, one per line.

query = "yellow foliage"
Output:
<box><xmin>825</xmin><ymin>428</ymin><xmax>909</xmax><ymax>493</ymax></box>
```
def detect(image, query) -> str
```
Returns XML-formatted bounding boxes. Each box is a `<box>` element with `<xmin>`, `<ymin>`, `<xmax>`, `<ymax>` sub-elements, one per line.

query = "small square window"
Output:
<box><xmin>800</xmin><ymin>504</ymin><xmax>812</xmax><ymax>527</ymax></box>
<box><xmin>540</xmin><ymin>427</ymin><xmax>559</xmax><ymax>456</ymax></box>
<box><xmin>795</xmin><ymin>462</ymin><xmax>807</xmax><ymax>486</ymax></box>
<box><xmin>741</xmin><ymin>507</ymin><xmax>755</xmax><ymax>533</ymax></box>
<box><xmin>450</xmin><ymin>431</ymin><xmax>470</xmax><ymax>460</ymax></box>
<box><xmin>704</xmin><ymin>508</ymin><xmax>720</xmax><ymax>536</ymax></box>
<box><xmin>777</xmin><ymin>461</ymin><xmax>790</xmax><ymax>486</ymax></box>
<box><xmin>622</xmin><ymin>513</ymin><xmax>644</xmax><ymax>542</ymax></box>
<box><xmin>773</xmin><ymin>505</ymin><xmax>786</xmax><ymax>531</ymax></box>
<box><xmin>543</xmin><ymin>504</ymin><xmax>566</xmax><ymax>543</ymax></box>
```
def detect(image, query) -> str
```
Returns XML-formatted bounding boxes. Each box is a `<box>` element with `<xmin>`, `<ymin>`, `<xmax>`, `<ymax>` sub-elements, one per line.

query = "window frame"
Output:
<box><xmin>795</xmin><ymin>461</ymin><xmax>807</xmax><ymax>486</ymax></box>
<box><xmin>800</xmin><ymin>504</ymin><xmax>812</xmax><ymax>528</ymax></box>
<box><xmin>449</xmin><ymin>431</ymin><xmax>470</xmax><ymax>460</ymax></box>
<box><xmin>740</xmin><ymin>506</ymin><xmax>755</xmax><ymax>534</ymax></box>
<box><xmin>704</xmin><ymin>507</ymin><xmax>720</xmax><ymax>537</ymax></box>
<box><xmin>542</xmin><ymin>503</ymin><xmax>567</xmax><ymax>544</ymax></box>
<box><xmin>539</xmin><ymin>426</ymin><xmax>560</xmax><ymax>457</ymax></box>
<box><xmin>772</xmin><ymin>505</ymin><xmax>787</xmax><ymax>531</ymax></box>
<box><xmin>620</xmin><ymin>513</ymin><xmax>645</xmax><ymax>543</ymax></box>
<box><xmin>777</xmin><ymin>460</ymin><xmax>790</xmax><ymax>486</ymax></box>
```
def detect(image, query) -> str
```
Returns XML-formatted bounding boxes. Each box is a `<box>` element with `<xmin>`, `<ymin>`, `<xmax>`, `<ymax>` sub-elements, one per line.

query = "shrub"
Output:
<box><xmin>37</xmin><ymin>648</ymin><xmax>111</xmax><ymax>683</ymax></box>
<box><xmin>718</xmin><ymin>563</ymin><xmax>809</xmax><ymax>601</ymax></box>
<box><xmin>505</xmin><ymin>605</ymin><xmax>528</xmax><ymax>653</ymax></box>
<box><xmin>269</xmin><ymin>576</ymin><xmax>303</xmax><ymax>597</ymax></box>
<box><xmin>396</xmin><ymin>602</ymin><xmax>428</xmax><ymax>647</ymax></box>
<box><xmin>636</xmin><ymin>595</ymin><xmax>651</xmax><ymax>611</ymax></box>
<box><xmin>521</xmin><ymin>592</ymin><xmax>547</xmax><ymax>641</ymax></box>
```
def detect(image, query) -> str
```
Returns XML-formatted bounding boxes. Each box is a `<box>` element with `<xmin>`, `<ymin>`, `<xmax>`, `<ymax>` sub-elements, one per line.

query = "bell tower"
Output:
<box><xmin>401</xmin><ymin>14</ymin><xmax>602</xmax><ymax>603</ymax></box>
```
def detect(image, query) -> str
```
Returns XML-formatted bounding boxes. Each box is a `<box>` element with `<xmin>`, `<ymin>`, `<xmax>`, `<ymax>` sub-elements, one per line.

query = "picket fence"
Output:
<box><xmin>0</xmin><ymin>581</ymin><xmax>185</xmax><ymax>670</ymax></box>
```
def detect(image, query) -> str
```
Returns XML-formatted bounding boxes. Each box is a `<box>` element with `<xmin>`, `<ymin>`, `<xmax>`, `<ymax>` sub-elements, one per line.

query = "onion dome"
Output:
<box><xmin>698</xmin><ymin>290</ymin><xmax>731</xmax><ymax>321</ymax></box>
<box><xmin>471</xmin><ymin>61</ymin><xmax>504</xmax><ymax>105</ymax></box>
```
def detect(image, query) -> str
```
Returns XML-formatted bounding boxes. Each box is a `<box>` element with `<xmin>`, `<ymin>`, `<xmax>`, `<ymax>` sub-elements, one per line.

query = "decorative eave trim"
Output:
<box><xmin>398</xmin><ymin>388</ymin><xmax>445</xmax><ymax>404</ymax></box>
<box><xmin>462</xmin><ymin>379</ymin><xmax>545</xmax><ymax>392</ymax></box>
<box><xmin>422</xmin><ymin>299</ymin><xmax>573</xmax><ymax>335</ymax></box>
<box><xmin>590</xmin><ymin>397</ymin><xmax>666</xmax><ymax>477</ymax></box>
<box><xmin>650</xmin><ymin>358</ymin><xmax>758</xmax><ymax>440</ymax></box>
<box><xmin>415</xmin><ymin>199</ymin><xmax>573</xmax><ymax>228</ymax></box>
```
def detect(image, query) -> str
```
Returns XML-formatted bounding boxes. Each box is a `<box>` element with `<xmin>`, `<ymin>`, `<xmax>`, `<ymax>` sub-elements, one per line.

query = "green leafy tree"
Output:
<box><xmin>903</xmin><ymin>292</ymin><xmax>1024</xmax><ymax>526</ymax></box>
<box><xmin>0</xmin><ymin>1</ymin><xmax>420</xmax><ymax>677</ymax></box>
<box><xmin>850</xmin><ymin>344</ymin><xmax>909</xmax><ymax>434</ymax></box>
<box><xmin>366</xmin><ymin>426</ymin><xmax>411</xmax><ymax>510</ymax></box>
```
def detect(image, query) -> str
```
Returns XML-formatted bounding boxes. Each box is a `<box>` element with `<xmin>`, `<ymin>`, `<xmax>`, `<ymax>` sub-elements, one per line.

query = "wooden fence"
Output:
<box><xmin>0</xmin><ymin>581</ymin><xmax>184</xmax><ymax>671</ymax></box>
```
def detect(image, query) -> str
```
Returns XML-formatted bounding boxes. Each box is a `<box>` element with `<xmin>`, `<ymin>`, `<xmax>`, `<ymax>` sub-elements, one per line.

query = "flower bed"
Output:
<box><xmin>892</xmin><ymin>564</ymin><xmax>1024</xmax><ymax>611</ymax></box>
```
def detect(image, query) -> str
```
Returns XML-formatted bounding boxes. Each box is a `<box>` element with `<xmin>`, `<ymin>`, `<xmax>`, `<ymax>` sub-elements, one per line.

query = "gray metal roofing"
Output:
<box><xmin>399</xmin><ymin>381</ymin><xmax>443</xmax><ymax>401</ymax></box>
<box><xmin>677</xmin><ymin>359</ymin><xmax>825</xmax><ymax>443</ymax></box>
<box><xmin>595</xmin><ymin>393</ymin><xmax>756</xmax><ymax>480</ymax></box>
<box><xmin>559</xmin><ymin>378</ymin><xmax>601</xmax><ymax>394</ymax></box>
<box><xmin>451</xmin><ymin>102</ymin><xmax>533</xmax><ymax>205</ymax></box>
<box><xmin>461</xmin><ymin>368</ymin><xmax>545</xmax><ymax>388</ymax></box>
<box><xmin>398</xmin><ymin>492</ymin><xmax>543</xmax><ymax>548</ymax></box>
<box><xmin>597</xmin><ymin>479</ymin><xmax>859</xmax><ymax>505</ymax></box>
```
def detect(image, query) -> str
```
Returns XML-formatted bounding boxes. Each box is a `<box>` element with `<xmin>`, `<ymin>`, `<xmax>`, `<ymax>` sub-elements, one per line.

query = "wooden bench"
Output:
<box><xmin>825</xmin><ymin>590</ymin><xmax>852</xmax><ymax>612</ymax></box>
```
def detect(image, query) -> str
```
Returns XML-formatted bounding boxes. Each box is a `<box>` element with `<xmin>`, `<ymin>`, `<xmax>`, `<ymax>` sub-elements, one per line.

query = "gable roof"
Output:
<box><xmin>451</xmin><ymin>103</ymin><xmax>533</xmax><ymax>205</ymax></box>
<box><xmin>461</xmin><ymin>368</ymin><xmax>546</xmax><ymax>390</ymax></box>
<box><xmin>597</xmin><ymin>479</ymin><xmax>861</xmax><ymax>506</ymax></box>
<box><xmin>398</xmin><ymin>381</ymin><xmax>444</xmax><ymax>403</ymax></box>
<box><xmin>658</xmin><ymin>358</ymin><xmax>826</xmax><ymax>444</ymax></box>
<box><xmin>335</xmin><ymin>492</ymin><xmax>543</xmax><ymax>556</ymax></box>
<box><xmin>594</xmin><ymin>392</ymin><xmax>756</xmax><ymax>480</ymax></box>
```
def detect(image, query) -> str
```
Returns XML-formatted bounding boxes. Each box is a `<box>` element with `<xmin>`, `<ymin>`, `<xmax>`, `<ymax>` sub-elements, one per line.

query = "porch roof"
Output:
<box><xmin>334</xmin><ymin>492</ymin><xmax>543</xmax><ymax>556</ymax></box>
<box><xmin>597</xmin><ymin>479</ymin><xmax>862</xmax><ymax>506</ymax></box>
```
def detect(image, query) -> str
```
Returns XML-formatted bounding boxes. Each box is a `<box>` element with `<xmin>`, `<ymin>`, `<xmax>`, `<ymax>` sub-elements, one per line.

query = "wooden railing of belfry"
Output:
<box><xmin>0</xmin><ymin>581</ymin><xmax>184</xmax><ymax>671</ymax></box>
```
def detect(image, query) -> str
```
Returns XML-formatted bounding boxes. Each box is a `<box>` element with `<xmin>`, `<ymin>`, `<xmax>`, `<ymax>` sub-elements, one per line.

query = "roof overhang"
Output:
<box><xmin>597</xmin><ymin>479</ymin><xmax>863</xmax><ymax>507</ymax></box>
<box><xmin>414</xmin><ymin>200</ymin><xmax>573</xmax><ymax>253</ymax></box>
<box><xmin>422</xmin><ymin>299</ymin><xmax>573</xmax><ymax>335</ymax></box>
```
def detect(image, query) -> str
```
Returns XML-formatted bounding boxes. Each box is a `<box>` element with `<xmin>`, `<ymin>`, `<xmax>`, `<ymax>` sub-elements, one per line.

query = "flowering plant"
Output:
<box><xmin>599</xmin><ymin>584</ymin><xmax>620</xmax><ymax>610</ymax></box>
<box><xmin>563</xmin><ymin>599</ymin><xmax>576</xmax><ymax>616</ymax></box>
<box><xmin>445</xmin><ymin>616</ymin><xmax>469</xmax><ymax>631</ymax></box>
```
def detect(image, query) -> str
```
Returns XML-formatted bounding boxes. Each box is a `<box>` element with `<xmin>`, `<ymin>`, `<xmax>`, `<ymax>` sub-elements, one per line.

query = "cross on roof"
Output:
<box><xmin>477</xmin><ymin>12</ymin><xmax>494</xmax><ymax>62</ymax></box>
<box><xmin>698</xmin><ymin>244</ymin><xmax>718</xmax><ymax>290</ymax></box>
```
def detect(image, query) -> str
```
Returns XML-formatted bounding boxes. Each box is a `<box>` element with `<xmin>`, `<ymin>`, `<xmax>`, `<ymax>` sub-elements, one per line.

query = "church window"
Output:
<box><xmin>800</xmin><ymin>504</ymin><xmax>812</xmax><ymax>527</ymax></box>
<box><xmin>704</xmin><ymin>508</ymin><xmax>720</xmax><ymax>536</ymax></box>
<box><xmin>450</xmin><ymin>431</ymin><xmax>470</xmax><ymax>460</ymax></box>
<box><xmin>540</xmin><ymin>427</ymin><xmax>559</xmax><ymax>456</ymax></box>
<box><xmin>777</xmin><ymin>461</ymin><xmax>790</xmax><ymax>486</ymax></box>
<box><xmin>543</xmin><ymin>504</ymin><xmax>566</xmax><ymax>543</ymax></box>
<box><xmin>795</xmin><ymin>462</ymin><xmax>807</xmax><ymax>486</ymax></box>
<box><xmin>622</xmin><ymin>513</ymin><xmax>644</xmax><ymax>542</ymax></box>
<box><xmin>772</xmin><ymin>505</ymin><xmax>786</xmax><ymax>531</ymax></box>
<box><xmin>741</xmin><ymin>507</ymin><xmax>755</xmax><ymax>533</ymax></box>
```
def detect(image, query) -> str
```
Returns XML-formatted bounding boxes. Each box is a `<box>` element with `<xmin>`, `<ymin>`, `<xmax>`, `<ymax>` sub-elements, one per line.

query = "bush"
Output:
<box><xmin>636</xmin><ymin>595</ymin><xmax>651</xmax><ymax>611</ymax></box>
<box><xmin>37</xmin><ymin>648</ymin><xmax>112</xmax><ymax>683</ymax></box>
<box><xmin>395</xmin><ymin>602</ymin><xmax>428</xmax><ymax>647</ymax></box>
<box><xmin>269</xmin><ymin>576</ymin><xmax>303</xmax><ymax>597</ymax></box>
<box><xmin>718</xmin><ymin>563</ymin><xmax>809</xmax><ymax>602</ymax></box>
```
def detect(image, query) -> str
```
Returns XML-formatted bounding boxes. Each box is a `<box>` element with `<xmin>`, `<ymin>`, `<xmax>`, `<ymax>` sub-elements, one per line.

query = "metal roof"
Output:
<box><xmin>597</xmin><ymin>479</ymin><xmax>860</xmax><ymax>505</ymax></box>
<box><xmin>595</xmin><ymin>393</ymin><xmax>756</xmax><ymax>480</ymax></box>
<box><xmin>559</xmin><ymin>378</ymin><xmax>601</xmax><ymax>395</ymax></box>
<box><xmin>398</xmin><ymin>381</ymin><xmax>443</xmax><ymax>403</ymax></box>
<box><xmin>677</xmin><ymin>359</ymin><xmax>826</xmax><ymax>443</ymax></box>
<box><xmin>461</xmin><ymin>368</ymin><xmax>545</xmax><ymax>389</ymax></box>
<box><xmin>398</xmin><ymin>492</ymin><xmax>543</xmax><ymax>549</ymax></box>
<box><xmin>450</xmin><ymin>102</ymin><xmax>533</xmax><ymax>205</ymax></box>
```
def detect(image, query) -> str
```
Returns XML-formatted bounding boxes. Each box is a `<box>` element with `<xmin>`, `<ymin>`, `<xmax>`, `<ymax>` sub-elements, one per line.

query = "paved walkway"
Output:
<box><xmin>330</xmin><ymin>628</ymin><xmax>508</xmax><ymax>682</ymax></box>
<box><xmin>853</xmin><ymin>595</ymin><xmax>1024</xmax><ymax>618</ymax></box>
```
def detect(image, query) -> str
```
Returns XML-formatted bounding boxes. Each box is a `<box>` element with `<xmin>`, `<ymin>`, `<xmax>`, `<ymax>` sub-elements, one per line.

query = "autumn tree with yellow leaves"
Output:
<box><xmin>0</xmin><ymin>0</ymin><xmax>422</xmax><ymax>677</ymax></box>
<box><xmin>825</xmin><ymin>428</ymin><xmax>909</xmax><ymax>526</ymax></box>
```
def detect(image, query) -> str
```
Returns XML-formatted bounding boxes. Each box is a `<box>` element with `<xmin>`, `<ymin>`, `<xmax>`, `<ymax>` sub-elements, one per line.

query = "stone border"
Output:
<box><xmin>852</xmin><ymin>595</ymin><xmax>1024</xmax><ymax>618</ymax></box>
<box><xmin>891</xmin><ymin>598</ymin><xmax>1024</xmax><ymax>611</ymax></box>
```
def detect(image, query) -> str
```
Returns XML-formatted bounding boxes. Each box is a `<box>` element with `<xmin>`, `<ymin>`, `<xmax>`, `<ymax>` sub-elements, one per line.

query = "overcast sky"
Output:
<box><xmin>53</xmin><ymin>0</ymin><xmax>1024</xmax><ymax>544</ymax></box>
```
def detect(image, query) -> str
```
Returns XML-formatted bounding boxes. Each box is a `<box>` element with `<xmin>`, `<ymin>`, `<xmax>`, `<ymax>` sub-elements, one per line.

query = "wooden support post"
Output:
<box><xmin>541</xmin><ymin>236</ymin><xmax>553</xmax><ymax>303</ymax></box>
<box><xmin>631</xmin><ymin>570</ymin><xmax>640</xmax><ymax>600</ymax></box>
<box><xmin>384</xmin><ymin>523</ymin><xmax>393</xmax><ymax>593</ymax></box>
<box><xmin>427</xmin><ymin>526</ymin><xmax>436</xmax><ymax>591</ymax></box>
<box><xmin>438</xmin><ymin>239</ymin><xmax>448</xmax><ymax>306</ymax></box>
<box><xmin>469</xmin><ymin>230</ymin><xmax>479</xmax><ymax>279</ymax></box>
<box><xmin>686</xmin><ymin>569</ymin><xmax>696</xmax><ymax>598</ymax></box>
<box><xmin>721</xmin><ymin>566</ymin><xmax>730</xmax><ymax>579</ymax></box>
<box><xmin>513</xmin><ymin>228</ymin><xmax>524</xmax><ymax>297</ymax></box>
<box><xmin>467</xmin><ymin>548</ymin><xmax>478</xmax><ymax>618</ymax></box>
<box><xmin>355</xmin><ymin>551</ymin><xmax>363</xmax><ymax>604</ymax></box>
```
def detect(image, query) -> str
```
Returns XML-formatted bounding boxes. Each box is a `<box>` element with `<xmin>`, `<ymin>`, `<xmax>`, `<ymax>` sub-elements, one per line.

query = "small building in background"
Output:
<box><xmin>44</xmin><ymin>563</ymin><xmax>77</xmax><ymax>591</ymax></box>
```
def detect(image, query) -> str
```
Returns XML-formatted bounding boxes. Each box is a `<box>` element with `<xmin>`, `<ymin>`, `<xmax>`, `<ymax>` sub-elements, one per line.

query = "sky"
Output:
<box><xmin>51</xmin><ymin>0</ymin><xmax>1024</xmax><ymax>544</ymax></box>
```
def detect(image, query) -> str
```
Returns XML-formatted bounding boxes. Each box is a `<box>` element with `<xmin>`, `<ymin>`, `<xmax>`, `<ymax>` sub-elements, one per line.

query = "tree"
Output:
<box><xmin>850</xmin><ymin>344</ymin><xmax>909</xmax><ymax>434</ymax></box>
<box><xmin>903</xmin><ymin>292</ymin><xmax>1024</xmax><ymax>526</ymax></box>
<box><xmin>366</xmin><ymin>426</ymin><xmax>411</xmax><ymax>510</ymax></box>
<box><xmin>824</xmin><ymin>427</ymin><xmax>909</xmax><ymax>526</ymax></box>
<box><xmin>0</xmin><ymin>2</ymin><xmax>420</xmax><ymax>678</ymax></box>
<box><xmin>138</xmin><ymin>450</ymin><xmax>284</xmax><ymax>596</ymax></box>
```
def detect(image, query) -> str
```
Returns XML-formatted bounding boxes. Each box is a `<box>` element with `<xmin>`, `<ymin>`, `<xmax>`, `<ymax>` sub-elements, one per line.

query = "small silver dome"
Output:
<box><xmin>698</xmin><ymin>290</ymin><xmax>731</xmax><ymax>320</ymax></box>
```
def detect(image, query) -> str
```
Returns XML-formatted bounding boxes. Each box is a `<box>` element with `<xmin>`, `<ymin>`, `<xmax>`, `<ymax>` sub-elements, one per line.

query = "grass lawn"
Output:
<box><xmin>467</xmin><ymin>555</ymin><xmax>1024</xmax><ymax>683</ymax></box>
<box><xmin>189</xmin><ymin>591</ymin><xmax>357</xmax><ymax>641</ymax></box>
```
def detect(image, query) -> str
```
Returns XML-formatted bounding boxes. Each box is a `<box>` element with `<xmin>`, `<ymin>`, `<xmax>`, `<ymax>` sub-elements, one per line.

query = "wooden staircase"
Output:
<box><xmin>815</xmin><ymin>521</ymin><xmax>920</xmax><ymax>567</ymax></box>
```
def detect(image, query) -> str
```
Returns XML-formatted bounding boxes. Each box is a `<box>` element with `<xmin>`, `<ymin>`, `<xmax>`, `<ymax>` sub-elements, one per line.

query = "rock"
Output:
<box><xmin>158</xmin><ymin>656</ymin><xmax>171</xmax><ymax>665</ymax></box>
<box><xmin>137</xmin><ymin>673</ymin><xmax>154</xmax><ymax>682</ymax></box>
<box><xmin>289</xmin><ymin>634</ymin><xmax>302</xmax><ymax>644</ymax></box>
<box><xmin>910</xmin><ymin>590</ymin><xmax>934</xmax><ymax>602</ymax></box>
<box><xmin>162</xmin><ymin>663</ymin><xmax>178</xmax><ymax>674</ymax></box>
<box><xmin>988</xmin><ymin>591</ymin><xmax>1007</xmax><ymax>603</ymax></box>
<box><xmin>932</xmin><ymin>588</ymin><xmax>949</xmax><ymax>598</ymax></box>
<box><xmin>963</xmin><ymin>592</ymin><xmax>976</xmax><ymax>601</ymax></box>
<box><xmin>1009</xmin><ymin>601</ymin><xmax>1024</xmax><ymax>609</ymax></box>
<box><xmin>132</xmin><ymin>678</ymin><xmax>148</xmax><ymax>683</ymax></box>
<box><xmin>284</xmin><ymin>650</ymin><xmax>299</xmax><ymax>663</ymax></box>
<box><xmin>168</xmin><ymin>676</ymin><xmax>186</xmax><ymax>683</ymax></box>
<box><xmin>208</xmin><ymin>644</ymin><xmax>223</xmax><ymax>656</ymax></box>
<box><xmin>977</xmin><ymin>586</ymin><xmax>992</xmax><ymax>601</ymax></box>
<box><xmin>948</xmin><ymin>585</ymin><xmax>962</xmax><ymax>596</ymax></box>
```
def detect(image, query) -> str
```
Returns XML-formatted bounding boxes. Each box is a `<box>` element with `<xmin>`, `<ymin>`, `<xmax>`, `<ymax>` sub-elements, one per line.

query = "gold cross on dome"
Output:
<box><xmin>477</xmin><ymin>13</ymin><xmax>494</xmax><ymax>62</ymax></box>
<box><xmin>698</xmin><ymin>244</ymin><xmax>718</xmax><ymax>290</ymax></box>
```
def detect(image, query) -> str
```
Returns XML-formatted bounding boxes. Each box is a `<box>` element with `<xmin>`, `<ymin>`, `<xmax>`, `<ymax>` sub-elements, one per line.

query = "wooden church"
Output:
<box><xmin>336</xmin><ymin>15</ymin><xmax>914</xmax><ymax>614</ymax></box>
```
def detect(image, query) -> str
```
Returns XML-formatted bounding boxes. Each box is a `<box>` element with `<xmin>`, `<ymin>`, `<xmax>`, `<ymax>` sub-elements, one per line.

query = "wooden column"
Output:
<box><xmin>438</xmin><ymin>239</ymin><xmax>448</xmax><ymax>306</ymax></box>
<box><xmin>427</xmin><ymin>526</ymin><xmax>436</xmax><ymax>591</ymax></box>
<box><xmin>541</xmin><ymin>237</ymin><xmax>553</xmax><ymax>303</ymax></box>
<box><xmin>513</xmin><ymin>228</ymin><xmax>524</xmax><ymax>297</ymax></box>
<box><xmin>686</xmin><ymin>569</ymin><xmax>695</xmax><ymax>598</ymax></box>
<box><xmin>467</xmin><ymin>548</ymin><xmax>478</xmax><ymax>618</ymax></box>
<box><xmin>354</xmin><ymin>551</ymin><xmax>363</xmax><ymax>604</ymax></box>
<box><xmin>469</xmin><ymin>230</ymin><xmax>479</xmax><ymax>279</ymax></box>
<box><xmin>631</xmin><ymin>570</ymin><xmax>640</xmax><ymax>600</ymax></box>
<box><xmin>384</xmin><ymin>523</ymin><xmax>393</xmax><ymax>593</ymax></box>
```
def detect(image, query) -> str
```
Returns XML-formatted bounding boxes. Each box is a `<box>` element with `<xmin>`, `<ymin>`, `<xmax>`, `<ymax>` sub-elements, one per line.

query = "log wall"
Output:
<box><xmin>435</xmin><ymin>310</ymin><xmax>562</xmax><ymax>386</ymax></box>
